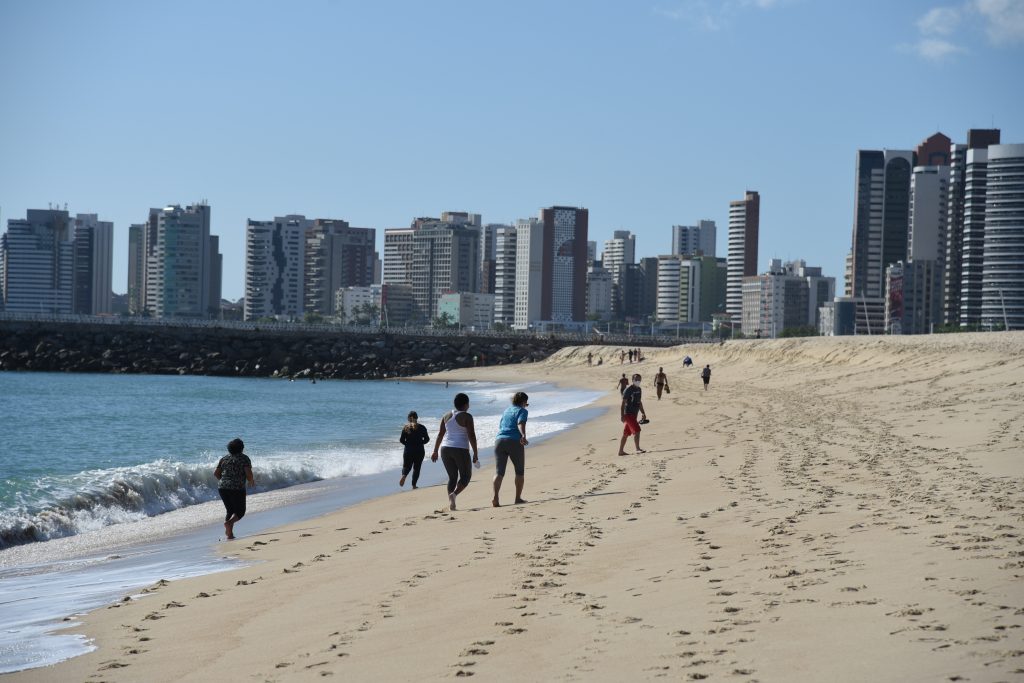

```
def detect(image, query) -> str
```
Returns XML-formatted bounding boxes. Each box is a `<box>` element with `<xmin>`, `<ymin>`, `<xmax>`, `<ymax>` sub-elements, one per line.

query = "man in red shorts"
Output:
<box><xmin>618</xmin><ymin>373</ymin><xmax>647</xmax><ymax>456</ymax></box>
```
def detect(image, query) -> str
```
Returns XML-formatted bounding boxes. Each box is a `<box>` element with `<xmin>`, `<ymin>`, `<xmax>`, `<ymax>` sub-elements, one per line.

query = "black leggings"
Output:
<box><xmin>402</xmin><ymin>453</ymin><xmax>425</xmax><ymax>487</ymax></box>
<box><xmin>440</xmin><ymin>447</ymin><xmax>471</xmax><ymax>494</ymax></box>
<box><xmin>219</xmin><ymin>488</ymin><xmax>247</xmax><ymax>521</ymax></box>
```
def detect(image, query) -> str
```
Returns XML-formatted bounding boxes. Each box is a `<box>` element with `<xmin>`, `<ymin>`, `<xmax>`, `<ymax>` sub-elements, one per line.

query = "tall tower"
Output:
<box><xmin>410</xmin><ymin>220</ymin><xmax>480</xmax><ymax>321</ymax></box>
<box><xmin>513</xmin><ymin>218</ymin><xmax>544</xmax><ymax>330</ymax></box>
<box><xmin>71</xmin><ymin>213</ymin><xmax>113</xmax><ymax>315</ymax></box>
<box><xmin>944</xmin><ymin>128</ymin><xmax>1000</xmax><ymax>325</ymax></box>
<box><xmin>849</xmin><ymin>150</ymin><xmax>913</xmax><ymax>300</ymax></box>
<box><xmin>726</xmin><ymin>191</ymin><xmax>759</xmax><ymax>321</ymax></box>
<box><xmin>493</xmin><ymin>224</ymin><xmax>518</xmax><ymax>328</ymax></box>
<box><xmin>244</xmin><ymin>215</ymin><xmax>310</xmax><ymax>320</ymax></box>
<box><xmin>981</xmin><ymin>143</ymin><xmax>1024</xmax><ymax>330</ymax></box>
<box><xmin>304</xmin><ymin>220</ymin><xmax>376</xmax><ymax>316</ymax></box>
<box><xmin>540</xmin><ymin>206</ymin><xmax>589</xmax><ymax>322</ymax></box>
<box><xmin>1</xmin><ymin>209</ymin><xmax>74</xmax><ymax>314</ymax></box>
<box><xmin>144</xmin><ymin>203</ymin><xmax>217</xmax><ymax>319</ymax></box>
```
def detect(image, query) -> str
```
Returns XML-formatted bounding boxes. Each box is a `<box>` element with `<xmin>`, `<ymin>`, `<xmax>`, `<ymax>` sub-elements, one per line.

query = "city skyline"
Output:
<box><xmin>2</xmin><ymin>2</ymin><xmax>1022</xmax><ymax>301</ymax></box>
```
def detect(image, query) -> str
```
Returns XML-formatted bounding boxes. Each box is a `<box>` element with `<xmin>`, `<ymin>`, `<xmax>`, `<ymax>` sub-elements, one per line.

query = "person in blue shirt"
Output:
<box><xmin>492</xmin><ymin>391</ymin><xmax>529</xmax><ymax>507</ymax></box>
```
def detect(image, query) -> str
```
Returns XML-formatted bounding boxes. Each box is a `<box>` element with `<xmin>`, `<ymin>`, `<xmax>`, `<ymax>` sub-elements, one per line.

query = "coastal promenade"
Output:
<box><xmin>11</xmin><ymin>332</ymin><xmax>1023</xmax><ymax>682</ymax></box>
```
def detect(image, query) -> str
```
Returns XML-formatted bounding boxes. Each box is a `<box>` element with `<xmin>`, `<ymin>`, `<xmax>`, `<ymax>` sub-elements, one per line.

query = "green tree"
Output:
<box><xmin>432</xmin><ymin>311</ymin><xmax>456</xmax><ymax>329</ymax></box>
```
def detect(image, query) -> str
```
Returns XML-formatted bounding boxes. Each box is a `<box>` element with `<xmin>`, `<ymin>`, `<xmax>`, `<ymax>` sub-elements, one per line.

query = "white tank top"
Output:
<box><xmin>441</xmin><ymin>410</ymin><xmax>470</xmax><ymax>449</ymax></box>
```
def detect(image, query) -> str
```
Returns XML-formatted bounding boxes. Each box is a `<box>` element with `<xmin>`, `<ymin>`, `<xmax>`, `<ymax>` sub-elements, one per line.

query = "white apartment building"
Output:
<box><xmin>244</xmin><ymin>215</ymin><xmax>310</xmax><ymax>320</ymax></box>
<box><xmin>493</xmin><ymin>225</ymin><xmax>517</xmax><ymax>327</ymax></box>
<box><xmin>656</xmin><ymin>255</ymin><xmax>700</xmax><ymax>322</ymax></box>
<box><xmin>513</xmin><ymin>217</ymin><xmax>544</xmax><ymax>330</ymax></box>
<box><xmin>382</xmin><ymin>228</ymin><xmax>415</xmax><ymax>286</ymax></box>
<box><xmin>602</xmin><ymin>230</ymin><xmax>635</xmax><ymax>270</ymax></box>
<box><xmin>334</xmin><ymin>284</ymin><xmax>382</xmax><ymax>324</ymax></box>
<box><xmin>671</xmin><ymin>220</ymin><xmax>716</xmax><ymax>257</ymax></box>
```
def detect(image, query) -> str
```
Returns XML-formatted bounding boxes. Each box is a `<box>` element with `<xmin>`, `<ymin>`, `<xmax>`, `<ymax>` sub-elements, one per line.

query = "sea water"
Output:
<box><xmin>0</xmin><ymin>372</ymin><xmax>602</xmax><ymax>673</ymax></box>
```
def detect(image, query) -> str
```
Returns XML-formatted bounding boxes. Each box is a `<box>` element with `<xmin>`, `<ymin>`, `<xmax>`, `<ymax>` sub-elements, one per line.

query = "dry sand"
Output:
<box><xmin>12</xmin><ymin>332</ymin><xmax>1024</xmax><ymax>682</ymax></box>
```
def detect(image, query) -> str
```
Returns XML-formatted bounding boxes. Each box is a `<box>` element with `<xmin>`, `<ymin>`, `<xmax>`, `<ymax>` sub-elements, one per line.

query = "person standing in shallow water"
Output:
<box><xmin>214</xmin><ymin>438</ymin><xmax>254</xmax><ymax>540</ymax></box>
<box><xmin>493</xmin><ymin>391</ymin><xmax>529</xmax><ymax>507</ymax></box>
<box><xmin>399</xmin><ymin>411</ymin><xmax>430</xmax><ymax>489</ymax></box>
<box><xmin>431</xmin><ymin>393</ymin><xmax>479</xmax><ymax>511</ymax></box>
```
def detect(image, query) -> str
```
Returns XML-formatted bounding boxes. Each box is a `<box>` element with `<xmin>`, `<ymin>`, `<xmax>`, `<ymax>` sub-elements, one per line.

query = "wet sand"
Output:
<box><xmin>12</xmin><ymin>332</ymin><xmax>1024</xmax><ymax>682</ymax></box>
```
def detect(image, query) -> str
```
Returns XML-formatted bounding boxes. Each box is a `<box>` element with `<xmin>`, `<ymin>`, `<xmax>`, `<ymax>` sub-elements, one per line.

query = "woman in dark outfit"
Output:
<box><xmin>399</xmin><ymin>411</ymin><xmax>431</xmax><ymax>488</ymax></box>
<box><xmin>214</xmin><ymin>438</ymin><xmax>254</xmax><ymax>540</ymax></box>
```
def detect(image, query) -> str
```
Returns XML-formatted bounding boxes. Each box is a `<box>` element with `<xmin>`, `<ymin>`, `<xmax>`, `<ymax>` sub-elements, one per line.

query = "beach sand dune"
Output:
<box><xmin>13</xmin><ymin>333</ymin><xmax>1024</xmax><ymax>682</ymax></box>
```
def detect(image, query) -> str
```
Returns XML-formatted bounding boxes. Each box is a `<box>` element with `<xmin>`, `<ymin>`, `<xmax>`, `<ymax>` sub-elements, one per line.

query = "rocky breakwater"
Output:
<box><xmin>0</xmin><ymin>321</ymin><xmax>565</xmax><ymax>380</ymax></box>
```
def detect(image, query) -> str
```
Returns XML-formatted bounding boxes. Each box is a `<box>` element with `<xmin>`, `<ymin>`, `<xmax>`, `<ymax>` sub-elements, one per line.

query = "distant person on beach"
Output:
<box><xmin>683</xmin><ymin>356</ymin><xmax>692</xmax><ymax>368</ymax></box>
<box><xmin>587</xmin><ymin>352</ymin><xmax>593</xmax><ymax>366</ymax></box>
<box><xmin>431</xmin><ymin>392</ymin><xmax>479</xmax><ymax>511</ymax></box>
<box><xmin>597</xmin><ymin>356</ymin><xmax>603</xmax><ymax>366</ymax></box>
<box><xmin>493</xmin><ymin>391</ymin><xmax>529</xmax><ymax>507</ymax></box>
<box><xmin>654</xmin><ymin>367</ymin><xmax>670</xmax><ymax>400</ymax></box>
<box><xmin>399</xmin><ymin>411</ymin><xmax>431</xmax><ymax>489</ymax></box>
<box><xmin>617</xmin><ymin>373</ymin><xmax>629</xmax><ymax>396</ymax></box>
<box><xmin>620</xmin><ymin>349</ymin><xmax>625</xmax><ymax>364</ymax></box>
<box><xmin>701</xmin><ymin>364</ymin><xmax>711</xmax><ymax>390</ymax></box>
<box><xmin>214</xmin><ymin>438</ymin><xmax>254</xmax><ymax>540</ymax></box>
<box><xmin>628</xmin><ymin>349</ymin><xmax>634</xmax><ymax>363</ymax></box>
<box><xmin>618</xmin><ymin>373</ymin><xmax>647</xmax><ymax>456</ymax></box>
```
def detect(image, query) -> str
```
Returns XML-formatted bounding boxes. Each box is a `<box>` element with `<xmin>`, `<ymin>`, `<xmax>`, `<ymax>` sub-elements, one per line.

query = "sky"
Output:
<box><xmin>1</xmin><ymin>0</ymin><xmax>1022</xmax><ymax>301</ymax></box>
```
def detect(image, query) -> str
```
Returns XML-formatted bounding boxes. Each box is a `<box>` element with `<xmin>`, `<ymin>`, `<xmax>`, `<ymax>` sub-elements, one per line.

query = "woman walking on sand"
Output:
<box><xmin>493</xmin><ymin>391</ymin><xmax>529</xmax><ymax>507</ymax></box>
<box><xmin>701</xmin><ymin>364</ymin><xmax>712</xmax><ymax>390</ymax></box>
<box><xmin>431</xmin><ymin>393</ymin><xmax>479</xmax><ymax>511</ymax></box>
<box><xmin>399</xmin><ymin>411</ymin><xmax>430</xmax><ymax>489</ymax></box>
<box><xmin>214</xmin><ymin>438</ymin><xmax>254</xmax><ymax>540</ymax></box>
<box><xmin>654</xmin><ymin>367</ymin><xmax>670</xmax><ymax>400</ymax></box>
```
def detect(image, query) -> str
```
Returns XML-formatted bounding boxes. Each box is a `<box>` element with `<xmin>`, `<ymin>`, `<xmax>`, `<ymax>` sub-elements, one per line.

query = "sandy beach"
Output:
<box><xmin>11</xmin><ymin>332</ymin><xmax>1024</xmax><ymax>682</ymax></box>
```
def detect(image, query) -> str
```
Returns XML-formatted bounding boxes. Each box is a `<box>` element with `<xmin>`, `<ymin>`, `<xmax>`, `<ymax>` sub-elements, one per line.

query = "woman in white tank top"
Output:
<box><xmin>431</xmin><ymin>392</ymin><xmax>479</xmax><ymax>510</ymax></box>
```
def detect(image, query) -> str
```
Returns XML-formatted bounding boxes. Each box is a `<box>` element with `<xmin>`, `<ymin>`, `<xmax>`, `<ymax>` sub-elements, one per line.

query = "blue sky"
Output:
<box><xmin>1</xmin><ymin>0</ymin><xmax>1021</xmax><ymax>300</ymax></box>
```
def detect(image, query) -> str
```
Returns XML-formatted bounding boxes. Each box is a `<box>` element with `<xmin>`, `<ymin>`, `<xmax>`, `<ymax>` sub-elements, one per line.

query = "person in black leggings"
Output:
<box><xmin>399</xmin><ymin>411</ymin><xmax>430</xmax><ymax>488</ymax></box>
<box><xmin>431</xmin><ymin>393</ymin><xmax>479</xmax><ymax>511</ymax></box>
<box><xmin>214</xmin><ymin>438</ymin><xmax>255</xmax><ymax>540</ymax></box>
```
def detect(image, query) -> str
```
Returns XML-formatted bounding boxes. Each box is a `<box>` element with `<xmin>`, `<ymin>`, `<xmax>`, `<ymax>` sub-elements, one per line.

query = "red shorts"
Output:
<box><xmin>622</xmin><ymin>413</ymin><xmax>641</xmax><ymax>436</ymax></box>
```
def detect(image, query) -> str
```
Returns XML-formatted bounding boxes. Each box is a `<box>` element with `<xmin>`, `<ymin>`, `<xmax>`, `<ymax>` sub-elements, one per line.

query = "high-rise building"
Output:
<box><xmin>1</xmin><ymin>209</ymin><xmax>74</xmax><ymax>314</ymax></box>
<box><xmin>208</xmin><ymin>234</ymin><xmax>222</xmax><ymax>317</ymax></box>
<box><xmin>726</xmin><ymin>191</ymin><xmax>760</xmax><ymax>321</ymax></box>
<box><xmin>944</xmin><ymin>129</ymin><xmax>1001</xmax><ymax>325</ymax></box>
<box><xmin>638</xmin><ymin>257</ymin><xmax>659</xmax><ymax>321</ymax></box>
<box><xmin>656</xmin><ymin>255</ymin><xmax>699</xmax><ymax>323</ymax></box>
<box><xmin>586</xmin><ymin>263</ymin><xmax>613</xmax><ymax>321</ymax></box>
<box><xmin>480</xmin><ymin>223</ymin><xmax>504</xmax><ymax>294</ymax></box>
<box><xmin>411</xmin><ymin>220</ymin><xmax>480</xmax><ymax>322</ymax></box>
<box><xmin>143</xmin><ymin>203</ymin><xmax>221</xmax><ymax>319</ymax></box>
<box><xmin>959</xmin><ymin>147</ymin><xmax>993</xmax><ymax>327</ymax></box>
<box><xmin>493</xmin><ymin>224</ymin><xmax>518</xmax><ymax>328</ymax></box>
<box><xmin>586</xmin><ymin>241</ymin><xmax>597</xmax><ymax>263</ymax></box>
<box><xmin>71</xmin><ymin>213</ymin><xmax>113</xmax><ymax>315</ymax></box>
<box><xmin>541</xmin><ymin>206</ymin><xmax>589</xmax><ymax>323</ymax></box>
<box><xmin>740</xmin><ymin>259</ymin><xmax>834</xmax><ymax>338</ymax></box>
<box><xmin>382</xmin><ymin>228</ymin><xmax>415</xmax><ymax>287</ymax></box>
<box><xmin>514</xmin><ymin>218</ymin><xmax>544</xmax><ymax>330</ymax></box>
<box><xmin>672</xmin><ymin>220</ymin><xmax>717</xmax><ymax>257</ymax></box>
<box><xmin>304</xmin><ymin>220</ymin><xmax>375</xmax><ymax>316</ymax></box>
<box><xmin>603</xmin><ymin>230</ymin><xmax>635</xmax><ymax>318</ymax></box>
<box><xmin>981</xmin><ymin>144</ymin><xmax>1024</xmax><ymax>331</ymax></box>
<box><xmin>440</xmin><ymin>211</ymin><xmax>481</xmax><ymax>227</ymax></box>
<box><xmin>849</xmin><ymin>149</ymin><xmax>914</xmax><ymax>301</ymax></box>
<box><xmin>244</xmin><ymin>215</ymin><xmax>310</xmax><ymax>320</ymax></box>
<box><xmin>127</xmin><ymin>224</ymin><xmax>146</xmax><ymax>314</ymax></box>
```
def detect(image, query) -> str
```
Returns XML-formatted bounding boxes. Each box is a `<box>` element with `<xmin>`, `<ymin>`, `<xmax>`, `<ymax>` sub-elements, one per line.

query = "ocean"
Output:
<box><xmin>0</xmin><ymin>372</ymin><xmax>602</xmax><ymax>673</ymax></box>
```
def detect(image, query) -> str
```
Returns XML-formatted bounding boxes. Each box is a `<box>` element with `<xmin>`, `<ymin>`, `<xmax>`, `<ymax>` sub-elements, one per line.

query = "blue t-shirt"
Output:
<box><xmin>496</xmin><ymin>405</ymin><xmax>528</xmax><ymax>442</ymax></box>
